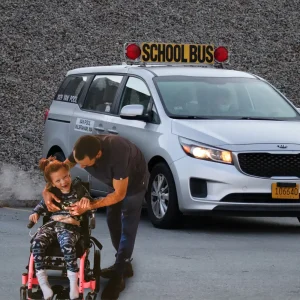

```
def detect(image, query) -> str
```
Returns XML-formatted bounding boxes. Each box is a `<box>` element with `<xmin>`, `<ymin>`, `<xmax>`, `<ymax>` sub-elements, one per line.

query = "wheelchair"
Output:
<box><xmin>20</xmin><ymin>182</ymin><xmax>103</xmax><ymax>300</ymax></box>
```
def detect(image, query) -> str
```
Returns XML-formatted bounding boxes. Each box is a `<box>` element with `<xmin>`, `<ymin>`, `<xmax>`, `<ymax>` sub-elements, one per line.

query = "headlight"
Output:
<box><xmin>179</xmin><ymin>137</ymin><xmax>233</xmax><ymax>164</ymax></box>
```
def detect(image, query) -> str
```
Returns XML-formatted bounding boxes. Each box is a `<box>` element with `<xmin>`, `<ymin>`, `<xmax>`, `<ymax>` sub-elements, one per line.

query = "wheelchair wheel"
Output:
<box><xmin>93</xmin><ymin>250</ymin><xmax>101</xmax><ymax>293</ymax></box>
<box><xmin>20</xmin><ymin>287</ymin><xmax>27</xmax><ymax>300</ymax></box>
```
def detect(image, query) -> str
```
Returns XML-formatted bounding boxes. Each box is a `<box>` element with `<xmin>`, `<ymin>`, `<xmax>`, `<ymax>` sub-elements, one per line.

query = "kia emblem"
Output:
<box><xmin>277</xmin><ymin>144</ymin><xmax>288</xmax><ymax>149</ymax></box>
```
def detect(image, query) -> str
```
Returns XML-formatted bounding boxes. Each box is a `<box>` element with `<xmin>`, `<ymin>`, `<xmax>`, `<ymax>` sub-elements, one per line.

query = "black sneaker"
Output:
<box><xmin>100</xmin><ymin>261</ymin><xmax>133</xmax><ymax>279</ymax></box>
<box><xmin>101</xmin><ymin>275</ymin><xmax>125</xmax><ymax>300</ymax></box>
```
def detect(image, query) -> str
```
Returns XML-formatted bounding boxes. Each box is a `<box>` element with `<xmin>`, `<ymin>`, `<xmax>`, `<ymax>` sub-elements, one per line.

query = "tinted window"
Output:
<box><xmin>154</xmin><ymin>76</ymin><xmax>299</xmax><ymax>120</ymax></box>
<box><xmin>83</xmin><ymin>75</ymin><xmax>123</xmax><ymax>113</ymax></box>
<box><xmin>119</xmin><ymin>77</ymin><xmax>151</xmax><ymax>113</ymax></box>
<box><xmin>55</xmin><ymin>75</ymin><xmax>91</xmax><ymax>104</ymax></box>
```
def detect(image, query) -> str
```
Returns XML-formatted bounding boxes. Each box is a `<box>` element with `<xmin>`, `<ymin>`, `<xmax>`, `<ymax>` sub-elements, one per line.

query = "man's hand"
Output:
<box><xmin>43</xmin><ymin>187</ymin><xmax>61</xmax><ymax>212</ymax></box>
<box><xmin>66</xmin><ymin>197</ymin><xmax>91</xmax><ymax>216</ymax></box>
<box><xmin>29</xmin><ymin>213</ymin><xmax>39</xmax><ymax>223</ymax></box>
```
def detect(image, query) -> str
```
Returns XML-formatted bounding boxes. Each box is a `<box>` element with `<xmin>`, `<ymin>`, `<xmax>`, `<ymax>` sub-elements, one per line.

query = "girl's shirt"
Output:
<box><xmin>32</xmin><ymin>177</ymin><xmax>93</xmax><ymax>225</ymax></box>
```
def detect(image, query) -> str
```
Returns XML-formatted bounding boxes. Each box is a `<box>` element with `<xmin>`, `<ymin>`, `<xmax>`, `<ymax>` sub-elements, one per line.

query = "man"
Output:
<box><xmin>42</xmin><ymin>134</ymin><xmax>149</xmax><ymax>300</ymax></box>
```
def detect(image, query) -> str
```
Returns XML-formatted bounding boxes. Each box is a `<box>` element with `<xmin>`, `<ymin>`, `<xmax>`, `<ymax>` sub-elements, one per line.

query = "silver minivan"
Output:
<box><xmin>42</xmin><ymin>42</ymin><xmax>300</xmax><ymax>228</ymax></box>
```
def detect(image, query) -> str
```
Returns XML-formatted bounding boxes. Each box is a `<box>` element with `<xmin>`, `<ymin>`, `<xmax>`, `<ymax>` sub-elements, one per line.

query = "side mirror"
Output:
<box><xmin>120</xmin><ymin>104</ymin><xmax>150</xmax><ymax>122</ymax></box>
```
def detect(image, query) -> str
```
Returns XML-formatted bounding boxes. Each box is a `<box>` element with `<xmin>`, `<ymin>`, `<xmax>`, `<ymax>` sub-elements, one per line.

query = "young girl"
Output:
<box><xmin>29</xmin><ymin>156</ymin><xmax>93</xmax><ymax>300</ymax></box>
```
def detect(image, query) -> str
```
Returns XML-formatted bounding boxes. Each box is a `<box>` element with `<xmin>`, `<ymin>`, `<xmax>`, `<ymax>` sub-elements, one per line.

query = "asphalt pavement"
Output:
<box><xmin>1</xmin><ymin>207</ymin><xmax>300</xmax><ymax>300</ymax></box>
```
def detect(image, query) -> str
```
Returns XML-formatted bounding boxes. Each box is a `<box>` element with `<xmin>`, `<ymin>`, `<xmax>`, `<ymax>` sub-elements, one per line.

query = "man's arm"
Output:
<box><xmin>90</xmin><ymin>177</ymin><xmax>129</xmax><ymax>209</ymax></box>
<box><xmin>90</xmin><ymin>140</ymin><xmax>130</xmax><ymax>209</ymax></box>
<box><xmin>68</xmin><ymin>177</ymin><xmax>129</xmax><ymax>215</ymax></box>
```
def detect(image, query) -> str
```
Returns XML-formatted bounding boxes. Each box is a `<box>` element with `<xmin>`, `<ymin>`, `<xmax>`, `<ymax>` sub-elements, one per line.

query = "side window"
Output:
<box><xmin>82</xmin><ymin>75</ymin><xmax>123</xmax><ymax>113</ymax></box>
<box><xmin>119</xmin><ymin>77</ymin><xmax>151</xmax><ymax>113</ymax></box>
<box><xmin>55</xmin><ymin>75</ymin><xmax>91</xmax><ymax>104</ymax></box>
<box><xmin>54</xmin><ymin>77</ymin><xmax>71</xmax><ymax>100</ymax></box>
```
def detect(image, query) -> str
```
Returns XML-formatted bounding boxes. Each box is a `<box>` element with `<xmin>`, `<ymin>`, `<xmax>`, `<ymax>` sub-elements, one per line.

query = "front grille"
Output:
<box><xmin>238</xmin><ymin>153</ymin><xmax>300</xmax><ymax>177</ymax></box>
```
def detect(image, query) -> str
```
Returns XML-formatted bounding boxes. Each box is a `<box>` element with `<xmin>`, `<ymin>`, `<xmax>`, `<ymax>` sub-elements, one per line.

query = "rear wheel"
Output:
<box><xmin>146</xmin><ymin>163</ymin><xmax>182</xmax><ymax>229</ymax></box>
<box><xmin>93</xmin><ymin>250</ymin><xmax>101</xmax><ymax>293</ymax></box>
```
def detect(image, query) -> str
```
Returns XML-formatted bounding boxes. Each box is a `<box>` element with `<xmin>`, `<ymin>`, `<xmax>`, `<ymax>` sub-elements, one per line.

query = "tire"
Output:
<box><xmin>146</xmin><ymin>163</ymin><xmax>182</xmax><ymax>229</ymax></box>
<box><xmin>20</xmin><ymin>287</ymin><xmax>27</xmax><ymax>300</ymax></box>
<box><xmin>52</xmin><ymin>151</ymin><xmax>66</xmax><ymax>162</ymax></box>
<box><xmin>86</xmin><ymin>292</ymin><xmax>97</xmax><ymax>300</ymax></box>
<box><xmin>93</xmin><ymin>250</ymin><xmax>101</xmax><ymax>293</ymax></box>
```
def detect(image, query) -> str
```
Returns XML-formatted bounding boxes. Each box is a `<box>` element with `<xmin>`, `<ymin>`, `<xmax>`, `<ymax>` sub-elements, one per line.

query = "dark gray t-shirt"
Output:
<box><xmin>68</xmin><ymin>135</ymin><xmax>149</xmax><ymax>196</ymax></box>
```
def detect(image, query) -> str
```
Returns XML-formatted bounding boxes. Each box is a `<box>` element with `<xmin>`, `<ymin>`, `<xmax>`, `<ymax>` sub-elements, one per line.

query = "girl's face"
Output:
<box><xmin>50</xmin><ymin>167</ymin><xmax>71</xmax><ymax>193</ymax></box>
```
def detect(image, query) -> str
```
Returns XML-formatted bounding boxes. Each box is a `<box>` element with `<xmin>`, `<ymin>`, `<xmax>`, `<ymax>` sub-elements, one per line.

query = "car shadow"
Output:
<box><xmin>141</xmin><ymin>209</ymin><xmax>300</xmax><ymax>235</ymax></box>
<box><xmin>97</xmin><ymin>207</ymin><xmax>300</xmax><ymax>235</ymax></box>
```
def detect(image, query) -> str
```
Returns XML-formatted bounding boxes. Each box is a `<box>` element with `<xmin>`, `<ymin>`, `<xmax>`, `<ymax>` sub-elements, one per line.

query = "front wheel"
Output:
<box><xmin>86</xmin><ymin>292</ymin><xmax>97</xmax><ymax>300</ymax></box>
<box><xmin>20</xmin><ymin>287</ymin><xmax>27</xmax><ymax>300</ymax></box>
<box><xmin>146</xmin><ymin>163</ymin><xmax>182</xmax><ymax>229</ymax></box>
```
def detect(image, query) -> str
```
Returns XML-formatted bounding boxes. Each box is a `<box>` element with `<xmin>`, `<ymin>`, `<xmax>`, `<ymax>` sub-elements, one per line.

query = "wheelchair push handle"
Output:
<box><xmin>27</xmin><ymin>221</ymin><xmax>35</xmax><ymax>229</ymax></box>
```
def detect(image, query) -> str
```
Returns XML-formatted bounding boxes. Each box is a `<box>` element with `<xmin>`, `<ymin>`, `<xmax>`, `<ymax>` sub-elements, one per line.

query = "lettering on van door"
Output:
<box><xmin>74</xmin><ymin>118</ymin><xmax>94</xmax><ymax>133</ymax></box>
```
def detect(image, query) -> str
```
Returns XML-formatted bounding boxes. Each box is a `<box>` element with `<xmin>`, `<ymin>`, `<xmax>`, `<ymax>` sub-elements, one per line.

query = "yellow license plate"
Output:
<box><xmin>140</xmin><ymin>42</ymin><xmax>215</xmax><ymax>64</ymax></box>
<box><xmin>271</xmin><ymin>183</ymin><xmax>299</xmax><ymax>199</ymax></box>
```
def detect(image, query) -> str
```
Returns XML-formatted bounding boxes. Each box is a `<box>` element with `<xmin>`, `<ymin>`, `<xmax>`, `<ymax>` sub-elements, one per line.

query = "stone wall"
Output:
<box><xmin>1</xmin><ymin>0</ymin><xmax>299</xmax><ymax>198</ymax></box>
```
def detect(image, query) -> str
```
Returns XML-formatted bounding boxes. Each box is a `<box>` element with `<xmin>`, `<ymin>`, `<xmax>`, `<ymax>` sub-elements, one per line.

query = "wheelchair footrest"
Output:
<box><xmin>55</xmin><ymin>287</ymin><xmax>70</xmax><ymax>300</ymax></box>
<box><xmin>28</xmin><ymin>290</ymin><xmax>43</xmax><ymax>299</ymax></box>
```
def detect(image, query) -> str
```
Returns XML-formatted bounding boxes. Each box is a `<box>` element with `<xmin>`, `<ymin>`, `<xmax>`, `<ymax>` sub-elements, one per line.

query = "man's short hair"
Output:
<box><xmin>73</xmin><ymin>135</ymin><xmax>102</xmax><ymax>160</ymax></box>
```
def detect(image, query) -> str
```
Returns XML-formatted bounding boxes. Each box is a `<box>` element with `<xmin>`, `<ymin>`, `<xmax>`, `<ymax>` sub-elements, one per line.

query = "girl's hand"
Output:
<box><xmin>29</xmin><ymin>213</ymin><xmax>39</xmax><ymax>223</ymax></box>
<box><xmin>66</xmin><ymin>197</ymin><xmax>91</xmax><ymax>216</ymax></box>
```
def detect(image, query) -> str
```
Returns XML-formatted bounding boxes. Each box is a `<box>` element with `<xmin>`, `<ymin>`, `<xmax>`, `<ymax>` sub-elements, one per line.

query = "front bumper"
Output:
<box><xmin>171</xmin><ymin>155</ymin><xmax>300</xmax><ymax>216</ymax></box>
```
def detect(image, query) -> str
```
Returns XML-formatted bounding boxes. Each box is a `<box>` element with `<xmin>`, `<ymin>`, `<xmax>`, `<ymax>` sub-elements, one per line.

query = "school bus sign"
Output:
<box><xmin>141</xmin><ymin>42</ymin><xmax>214</xmax><ymax>64</ymax></box>
<box><xmin>124</xmin><ymin>42</ymin><xmax>229</xmax><ymax>65</ymax></box>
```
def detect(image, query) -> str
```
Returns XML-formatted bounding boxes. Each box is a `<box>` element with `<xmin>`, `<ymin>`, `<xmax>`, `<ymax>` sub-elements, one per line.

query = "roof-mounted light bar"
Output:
<box><xmin>123</xmin><ymin>42</ymin><xmax>229</xmax><ymax>67</ymax></box>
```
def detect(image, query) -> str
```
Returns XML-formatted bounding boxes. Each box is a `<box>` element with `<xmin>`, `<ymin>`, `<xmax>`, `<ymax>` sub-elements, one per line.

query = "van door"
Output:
<box><xmin>104</xmin><ymin>76</ymin><xmax>161</xmax><ymax>163</ymax></box>
<box><xmin>69</xmin><ymin>74</ymin><xmax>125</xmax><ymax>197</ymax></box>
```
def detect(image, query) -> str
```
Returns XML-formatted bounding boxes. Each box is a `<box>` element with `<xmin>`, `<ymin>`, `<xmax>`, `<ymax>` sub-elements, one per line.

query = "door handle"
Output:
<box><xmin>108</xmin><ymin>129</ymin><xmax>118</xmax><ymax>134</ymax></box>
<box><xmin>95</xmin><ymin>126</ymin><xmax>104</xmax><ymax>132</ymax></box>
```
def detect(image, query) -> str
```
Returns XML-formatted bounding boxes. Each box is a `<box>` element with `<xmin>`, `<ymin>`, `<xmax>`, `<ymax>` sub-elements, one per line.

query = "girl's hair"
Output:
<box><xmin>39</xmin><ymin>156</ymin><xmax>70</xmax><ymax>189</ymax></box>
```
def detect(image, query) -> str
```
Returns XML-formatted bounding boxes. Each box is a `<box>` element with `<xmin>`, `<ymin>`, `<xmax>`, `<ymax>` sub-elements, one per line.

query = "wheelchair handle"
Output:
<box><xmin>27</xmin><ymin>221</ymin><xmax>35</xmax><ymax>229</ymax></box>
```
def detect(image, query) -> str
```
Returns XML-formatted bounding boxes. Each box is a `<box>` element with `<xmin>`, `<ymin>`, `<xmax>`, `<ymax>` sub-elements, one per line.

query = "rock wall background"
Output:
<box><xmin>0</xmin><ymin>0</ymin><xmax>299</xmax><ymax>199</ymax></box>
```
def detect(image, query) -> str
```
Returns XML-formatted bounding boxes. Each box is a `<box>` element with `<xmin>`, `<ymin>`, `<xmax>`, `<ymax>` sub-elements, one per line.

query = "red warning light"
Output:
<box><xmin>214</xmin><ymin>46</ymin><xmax>228</xmax><ymax>63</ymax></box>
<box><xmin>125</xmin><ymin>43</ymin><xmax>141</xmax><ymax>60</ymax></box>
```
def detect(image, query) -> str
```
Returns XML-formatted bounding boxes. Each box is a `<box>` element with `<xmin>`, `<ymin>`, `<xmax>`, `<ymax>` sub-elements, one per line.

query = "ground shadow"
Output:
<box><xmin>96</xmin><ymin>207</ymin><xmax>300</xmax><ymax>235</ymax></box>
<box><xmin>142</xmin><ymin>209</ymin><xmax>300</xmax><ymax>235</ymax></box>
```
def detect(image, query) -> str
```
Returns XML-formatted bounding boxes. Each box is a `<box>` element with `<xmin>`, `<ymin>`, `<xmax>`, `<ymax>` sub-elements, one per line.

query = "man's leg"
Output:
<box><xmin>101</xmin><ymin>190</ymin><xmax>145</xmax><ymax>300</ymax></box>
<box><xmin>114</xmin><ymin>192</ymin><xmax>144</xmax><ymax>275</ymax></box>
<box><xmin>106</xmin><ymin>200</ymin><xmax>123</xmax><ymax>252</ymax></box>
<box><xmin>100</xmin><ymin>200</ymin><xmax>127</xmax><ymax>278</ymax></box>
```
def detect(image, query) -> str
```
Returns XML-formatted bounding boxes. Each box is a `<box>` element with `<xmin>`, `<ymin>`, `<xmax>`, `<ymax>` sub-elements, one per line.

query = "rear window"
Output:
<box><xmin>153</xmin><ymin>76</ymin><xmax>299</xmax><ymax>120</ymax></box>
<box><xmin>54</xmin><ymin>75</ymin><xmax>91</xmax><ymax>104</ymax></box>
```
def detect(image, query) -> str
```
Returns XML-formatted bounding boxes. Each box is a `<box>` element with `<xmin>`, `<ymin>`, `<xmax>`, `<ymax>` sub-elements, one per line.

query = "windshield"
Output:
<box><xmin>153</xmin><ymin>76</ymin><xmax>299</xmax><ymax>120</ymax></box>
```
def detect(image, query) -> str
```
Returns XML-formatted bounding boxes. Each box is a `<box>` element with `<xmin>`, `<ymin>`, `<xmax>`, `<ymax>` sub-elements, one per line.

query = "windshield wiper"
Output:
<box><xmin>238</xmin><ymin>117</ymin><xmax>284</xmax><ymax>121</ymax></box>
<box><xmin>170</xmin><ymin>115</ymin><xmax>213</xmax><ymax>119</ymax></box>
